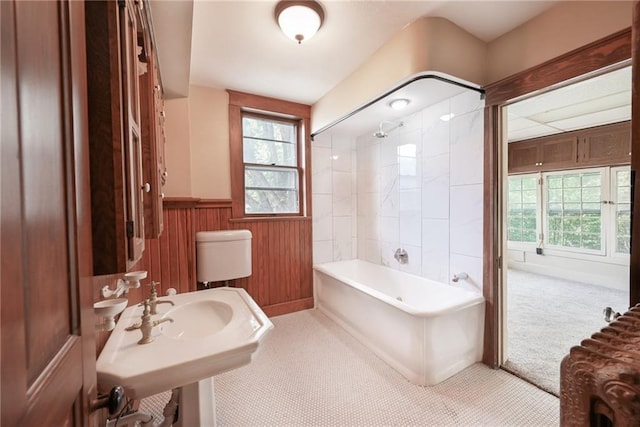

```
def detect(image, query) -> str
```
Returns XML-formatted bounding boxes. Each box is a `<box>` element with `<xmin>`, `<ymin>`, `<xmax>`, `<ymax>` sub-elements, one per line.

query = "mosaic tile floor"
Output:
<box><xmin>142</xmin><ymin>309</ymin><xmax>559</xmax><ymax>426</ymax></box>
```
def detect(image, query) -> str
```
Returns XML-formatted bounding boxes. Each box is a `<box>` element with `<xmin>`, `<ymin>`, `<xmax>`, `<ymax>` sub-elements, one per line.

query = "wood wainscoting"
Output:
<box><xmin>121</xmin><ymin>198</ymin><xmax>314</xmax><ymax>317</ymax></box>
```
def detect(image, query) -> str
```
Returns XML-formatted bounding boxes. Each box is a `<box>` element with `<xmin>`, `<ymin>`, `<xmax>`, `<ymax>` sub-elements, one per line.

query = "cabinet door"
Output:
<box><xmin>140</xmin><ymin>50</ymin><xmax>165</xmax><ymax>238</ymax></box>
<box><xmin>580</xmin><ymin>121</ymin><xmax>631</xmax><ymax>167</ymax></box>
<box><xmin>120</xmin><ymin>0</ymin><xmax>146</xmax><ymax>264</ymax></box>
<box><xmin>539</xmin><ymin>135</ymin><xmax>578</xmax><ymax>171</ymax></box>
<box><xmin>508</xmin><ymin>140</ymin><xmax>540</xmax><ymax>173</ymax></box>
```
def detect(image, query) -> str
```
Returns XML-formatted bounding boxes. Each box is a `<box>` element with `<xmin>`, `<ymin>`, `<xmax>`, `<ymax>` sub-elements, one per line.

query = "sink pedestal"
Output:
<box><xmin>175</xmin><ymin>377</ymin><xmax>216</xmax><ymax>427</ymax></box>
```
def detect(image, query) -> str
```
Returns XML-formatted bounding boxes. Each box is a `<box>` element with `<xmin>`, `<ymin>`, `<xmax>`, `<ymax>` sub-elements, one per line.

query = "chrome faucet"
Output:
<box><xmin>148</xmin><ymin>281</ymin><xmax>174</xmax><ymax>315</ymax></box>
<box><xmin>394</xmin><ymin>248</ymin><xmax>408</xmax><ymax>264</ymax></box>
<box><xmin>125</xmin><ymin>299</ymin><xmax>173</xmax><ymax>344</ymax></box>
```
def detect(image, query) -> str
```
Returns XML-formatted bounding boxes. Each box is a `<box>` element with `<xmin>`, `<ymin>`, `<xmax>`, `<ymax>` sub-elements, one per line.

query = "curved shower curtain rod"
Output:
<box><xmin>310</xmin><ymin>73</ymin><xmax>485</xmax><ymax>140</ymax></box>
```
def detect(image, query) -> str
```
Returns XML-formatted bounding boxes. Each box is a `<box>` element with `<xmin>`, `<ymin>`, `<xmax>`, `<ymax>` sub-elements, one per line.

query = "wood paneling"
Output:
<box><xmin>93</xmin><ymin>198</ymin><xmax>313</xmax><ymax>356</ymax></box>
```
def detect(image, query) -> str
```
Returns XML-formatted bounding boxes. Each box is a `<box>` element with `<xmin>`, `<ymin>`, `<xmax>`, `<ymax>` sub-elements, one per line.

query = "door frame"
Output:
<box><xmin>482</xmin><ymin>27</ymin><xmax>634</xmax><ymax>367</ymax></box>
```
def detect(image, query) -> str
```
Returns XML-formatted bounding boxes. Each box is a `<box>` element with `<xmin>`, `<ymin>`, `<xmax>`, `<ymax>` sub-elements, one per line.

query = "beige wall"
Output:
<box><xmin>163</xmin><ymin>86</ymin><xmax>230</xmax><ymax>198</ymax></box>
<box><xmin>311</xmin><ymin>17</ymin><xmax>486</xmax><ymax>133</ymax></box>
<box><xmin>188</xmin><ymin>85</ymin><xmax>230</xmax><ymax>199</ymax></box>
<box><xmin>487</xmin><ymin>1</ymin><xmax>633</xmax><ymax>83</ymax></box>
<box><xmin>163</xmin><ymin>97</ymin><xmax>191</xmax><ymax>196</ymax></box>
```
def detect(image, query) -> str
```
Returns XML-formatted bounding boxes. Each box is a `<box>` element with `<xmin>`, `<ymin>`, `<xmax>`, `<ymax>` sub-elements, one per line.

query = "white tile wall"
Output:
<box><xmin>311</xmin><ymin>88</ymin><xmax>484</xmax><ymax>292</ymax></box>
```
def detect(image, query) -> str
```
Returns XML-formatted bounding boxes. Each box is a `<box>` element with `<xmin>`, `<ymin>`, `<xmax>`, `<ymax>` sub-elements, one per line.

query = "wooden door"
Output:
<box><xmin>1</xmin><ymin>1</ymin><xmax>97</xmax><ymax>425</ymax></box>
<box><xmin>630</xmin><ymin>0</ymin><xmax>640</xmax><ymax>305</ymax></box>
<box><xmin>508</xmin><ymin>140</ymin><xmax>540</xmax><ymax>173</ymax></box>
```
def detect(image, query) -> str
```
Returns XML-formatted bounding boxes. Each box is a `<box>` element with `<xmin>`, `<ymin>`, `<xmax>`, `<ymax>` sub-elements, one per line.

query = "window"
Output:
<box><xmin>242</xmin><ymin>114</ymin><xmax>300</xmax><ymax>214</ymax></box>
<box><xmin>228</xmin><ymin>90</ymin><xmax>311</xmax><ymax>219</ymax></box>
<box><xmin>613</xmin><ymin>167</ymin><xmax>631</xmax><ymax>254</ymax></box>
<box><xmin>545</xmin><ymin>170</ymin><xmax>603</xmax><ymax>253</ymax></box>
<box><xmin>507</xmin><ymin>175</ymin><xmax>538</xmax><ymax>243</ymax></box>
<box><xmin>507</xmin><ymin>166</ymin><xmax>630</xmax><ymax>259</ymax></box>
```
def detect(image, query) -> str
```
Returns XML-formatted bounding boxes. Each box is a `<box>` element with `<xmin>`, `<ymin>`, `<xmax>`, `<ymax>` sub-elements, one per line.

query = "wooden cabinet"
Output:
<box><xmin>85</xmin><ymin>0</ymin><xmax>164</xmax><ymax>274</ymax></box>
<box><xmin>579</xmin><ymin>121</ymin><xmax>631</xmax><ymax>167</ymax></box>
<box><xmin>508</xmin><ymin>121</ymin><xmax>630</xmax><ymax>174</ymax></box>
<box><xmin>508</xmin><ymin>136</ymin><xmax>578</xmax><ymax>173</ymax></box>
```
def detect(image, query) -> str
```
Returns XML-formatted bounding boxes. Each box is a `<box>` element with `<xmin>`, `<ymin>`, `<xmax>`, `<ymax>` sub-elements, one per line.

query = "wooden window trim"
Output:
<box><xmin>228</xmin><ymin>90</ymin><xmax>312</xmax><ymax>220</ymax></box>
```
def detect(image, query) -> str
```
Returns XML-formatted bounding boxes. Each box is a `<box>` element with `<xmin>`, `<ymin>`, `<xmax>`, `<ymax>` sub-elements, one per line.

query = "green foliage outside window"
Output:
<box><xmin>546</xmin><ymin>172</ymin><xmax>602</xmax><ymax>251</ymax></box>
<box><xmin>242</xmin><ymin>115</ymin><xmax>299</xmax><ymax>214</ymax></box>
<box><xmin>507</xmin><ymin>176</ymin><xmax>538</xmax><ymax>243</ymax></box>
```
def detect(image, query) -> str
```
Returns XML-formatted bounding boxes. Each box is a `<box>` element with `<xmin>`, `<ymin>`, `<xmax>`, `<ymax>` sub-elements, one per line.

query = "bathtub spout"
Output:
<box><xmin>452</xmin><ymin>272</ymin><xmax>469</xmax><ymax>282</ymax></box>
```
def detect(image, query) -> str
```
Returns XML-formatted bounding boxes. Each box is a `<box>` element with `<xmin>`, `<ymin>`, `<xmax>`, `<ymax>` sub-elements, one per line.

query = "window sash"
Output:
<box><xmin>612</xmin><ymin>166</ymin><xmax>631</xmax><ymax>255</ymax></box>
<box><xmin>507</xmin><ymin>174</ymin><xmax>539</xmax><ymax>244</ymax></box>
<box><xmin>542</xmin><ymin>168</ymin><xmax>606</xmax><ymax>255</ymax></box>
<box><xmin>241</xmin><ymin>112</ymin><xmax>303</xmax><ymax>216</ymax></box>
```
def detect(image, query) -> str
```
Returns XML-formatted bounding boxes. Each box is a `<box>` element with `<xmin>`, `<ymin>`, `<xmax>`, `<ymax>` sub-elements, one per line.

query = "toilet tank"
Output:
<box><xmin>196</xmin><ymin>230</ymin><xmax>252</xmax><ymax>283</ymax></box>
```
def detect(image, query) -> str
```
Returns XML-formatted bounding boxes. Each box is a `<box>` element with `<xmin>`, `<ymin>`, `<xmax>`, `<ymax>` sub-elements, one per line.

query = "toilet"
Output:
<box><xmin>196</xmin><ymin>230</ymin><xmax>252</xmax><ymax>288</ymax></box>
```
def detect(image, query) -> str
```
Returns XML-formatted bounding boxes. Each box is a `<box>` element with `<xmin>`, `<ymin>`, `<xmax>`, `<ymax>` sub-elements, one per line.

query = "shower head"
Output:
<box><xmin>373</xmin><ymin>120</ymin><xmax>403</xmax><ymax>139</ymax></box>
<box><xmin>373</xmin><ymin>128</ymin><xmax>388</xmax><ymax>138</ymax></box>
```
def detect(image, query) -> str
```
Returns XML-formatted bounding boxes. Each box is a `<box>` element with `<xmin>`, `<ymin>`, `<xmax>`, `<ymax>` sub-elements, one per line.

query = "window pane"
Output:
<box><xmin>242</xmin><ymin>116</ymin><xmax>297</xmax><ymax>166</ymax></box>
<box><xmin>615</xmin><ymin>168</ymin><xmax>631</xmax><ymax>254</ymax></box>
<box><xmin>545</xmin><ymin>170</ymin><xmax>602</xmax><ymax>252</ymax></box>
<box><xmin>507</xmin><ymin>175</ymin><xmax>538</xmax><ymax>243</ymax></box>
<box><xmin>244</xmin><ymin>166</ymin><xmax>299</xmax><ymax>214</ymax></box>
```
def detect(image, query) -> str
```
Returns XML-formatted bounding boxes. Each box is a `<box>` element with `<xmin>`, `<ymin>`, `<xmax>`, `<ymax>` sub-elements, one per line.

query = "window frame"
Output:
<box><xmin>506</xmin><ymin>173</ymin><xmax>541</xmax><ymax>248</ymax></box>
<box><xmin>242</xmin><ymin>111</ymin><xmax>303</xmax><ymax>215</ymax></box>
<box><xmin>507</xmin><ymin>166</ymin><xmax>631</xmax><ymax>264</ymax></box>
<box><xmin>228</xmin><ymin>90</ymin><xmax>311</xmax><ymax>220</ymax></box>
<box><xmin>541</xmin><ymin>167</ymin><xmax>608</xmax><ymax>256</ymax></box>
<box><xmin>611</xmin><ymin>165</ymin><xmax>631</xmax><ymax>258</ymax></box>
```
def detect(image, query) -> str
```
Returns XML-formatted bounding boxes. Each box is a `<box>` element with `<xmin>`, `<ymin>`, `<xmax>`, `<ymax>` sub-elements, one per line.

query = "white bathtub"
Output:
<box><xmin>313</xmin><ymin>259</ymin><xmax>485</xmax><ymax>386</ymax></box>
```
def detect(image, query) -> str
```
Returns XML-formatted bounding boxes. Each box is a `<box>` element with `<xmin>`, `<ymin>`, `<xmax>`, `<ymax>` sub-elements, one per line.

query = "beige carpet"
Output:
<box><xmin>144</xmin><ymin>308</ymin><xmax>558</xmax><ymax>426</ymax></box>
<box><xmin>503</xmin><ymin>269</ymin><xmax>628</xmax><ymax>396</ymax></box>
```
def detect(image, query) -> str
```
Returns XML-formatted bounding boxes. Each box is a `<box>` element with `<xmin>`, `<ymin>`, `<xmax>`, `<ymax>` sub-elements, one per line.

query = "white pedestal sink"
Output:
<box><xmin>97</xmin><ymin>287</ymin><xmax>273</xmax><ymax>425</ymax></box>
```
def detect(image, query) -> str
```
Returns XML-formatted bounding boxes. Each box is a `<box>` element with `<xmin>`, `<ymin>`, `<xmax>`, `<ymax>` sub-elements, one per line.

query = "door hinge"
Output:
<box><xmin>497</xmin><ymin>256</ymin><xmax>502</xmax><ymax>269</ymax></box>
<box><xmin>117</xmin><ymin>0</ymin><xmax>125</xmax><ymax>8</ymax></box>
<box><xmin>126</xmin><ymin>221</ymin><xmax>134</xmax><ymax>239</ymax></box>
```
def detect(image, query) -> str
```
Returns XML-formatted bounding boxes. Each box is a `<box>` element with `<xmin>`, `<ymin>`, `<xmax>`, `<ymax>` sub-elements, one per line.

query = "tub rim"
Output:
<box><xmin>313</xmin><ymin>260</ymin><xmax>484</xmax><ymax>318</ymax></box>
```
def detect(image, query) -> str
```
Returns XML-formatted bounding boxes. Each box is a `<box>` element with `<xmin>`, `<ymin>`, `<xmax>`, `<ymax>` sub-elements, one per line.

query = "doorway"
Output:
<box><xmin>500</xmin><ymin>65</ymin><xmax>632</xmax><ymax>395</ymax></box>
<box><xmin>481</xmin><ymin>27</ymin><xmax>638</xmax><ymax>390</ymax></box>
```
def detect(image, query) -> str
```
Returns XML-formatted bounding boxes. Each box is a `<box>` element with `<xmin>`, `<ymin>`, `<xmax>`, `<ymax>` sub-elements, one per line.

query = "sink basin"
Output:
<box><xmin>160</xmin><ymin>300</ymin><xmax>233</xmax><ymax>339</ymax></box>
<box><xmin>96</xmin><ymin>287</ymin><xmax>273</xmax><ymax>399</ymax></box>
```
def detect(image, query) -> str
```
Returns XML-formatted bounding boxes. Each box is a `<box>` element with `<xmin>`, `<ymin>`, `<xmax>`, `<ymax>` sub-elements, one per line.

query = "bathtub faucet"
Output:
<box><xmin>452</xmin><ymin>272</ymin><xmax>469</xmax><ymax>282</ymax></box>
<box><xmin>394</xmin><ymin>248</ymin><xmax>408</xmax><ymax>264</ymax></box>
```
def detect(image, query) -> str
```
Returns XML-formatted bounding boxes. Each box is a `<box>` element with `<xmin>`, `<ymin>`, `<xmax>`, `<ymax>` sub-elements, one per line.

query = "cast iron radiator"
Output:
<box><xmin>560</xmin><ymin>304</ymin><xmax>640</xmax><ymax>426</ymax></box>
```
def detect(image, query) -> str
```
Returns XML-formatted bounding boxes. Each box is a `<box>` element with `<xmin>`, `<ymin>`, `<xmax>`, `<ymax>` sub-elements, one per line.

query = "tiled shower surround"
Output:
<box><xmin>312</xmin><ymin>89</ymin><xmax>484</xmax><ymax>291</ymax></box>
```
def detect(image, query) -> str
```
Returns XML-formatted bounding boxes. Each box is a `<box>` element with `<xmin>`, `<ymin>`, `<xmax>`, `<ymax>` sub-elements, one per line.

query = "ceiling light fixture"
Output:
<box><xmin>389</xmin><ymin>98</ymin><xmax>410</xmax><ymax>110</ymax></box>
<box><xmin>275</xmin><ymin>1</ymin><xmax>325</xmax><ymax>44</ymax></box>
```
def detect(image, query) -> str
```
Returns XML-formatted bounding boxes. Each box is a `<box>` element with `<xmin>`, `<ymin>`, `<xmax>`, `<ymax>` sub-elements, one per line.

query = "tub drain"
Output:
<box><xmin>396</xmin><ymin>296</ymin><xmax>403</xmax><ymax>302</ymax></box>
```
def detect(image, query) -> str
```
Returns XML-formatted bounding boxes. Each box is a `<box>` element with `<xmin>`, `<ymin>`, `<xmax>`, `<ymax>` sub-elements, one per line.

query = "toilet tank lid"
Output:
<box><xmin>196</xmin><ymin>230</ymin><xmax>252</xmax><ymax>242</ymax></box>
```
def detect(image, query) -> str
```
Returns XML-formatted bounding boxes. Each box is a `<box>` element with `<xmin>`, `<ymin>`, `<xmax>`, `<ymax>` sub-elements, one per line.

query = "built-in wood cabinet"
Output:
<box><xmin>86</xmin><ymin>0</ymin><xmax>165</xmax><ymax>274</ymax></box>
<box><xmin>508</xmin><ymin>121</ymin><xmax>631</xmax><ymax>174</ymax></box>
<box><xmin>579</xmin><ymin>121</ymin><xmax>631</xmax><ymax>167</ymax></box>
<box><xmin>140</xmin><ymin>37</ymin><xmax>166</xmax><ymax>238</ymax></box>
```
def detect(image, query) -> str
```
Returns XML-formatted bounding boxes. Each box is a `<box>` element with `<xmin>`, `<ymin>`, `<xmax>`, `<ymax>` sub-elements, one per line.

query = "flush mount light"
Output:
<box><xmin>275</xmin><ymin>1</ymin><xmax>325</xmax><ymax>44</ymax></box>
<box><xmin>389</xmin><ymin>98</ymin><xmax>410</xmax><ymax>110</ymax></box>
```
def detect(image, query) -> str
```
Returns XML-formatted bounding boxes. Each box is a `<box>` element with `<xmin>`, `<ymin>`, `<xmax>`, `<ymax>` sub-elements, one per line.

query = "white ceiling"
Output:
<box><xmin>150</xmin><ymin>0</ymin><xmax>559</xmax><ymax>103</ymax></box>
<box><xmin>507</xmin><ymin>65</ymin><xmax>631</xmax><ymax>142</ymax></box>
<box><xmin>148</xmin><ymin>1</ymin><xmax>630</xmax><ymax>142</ymax></box>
